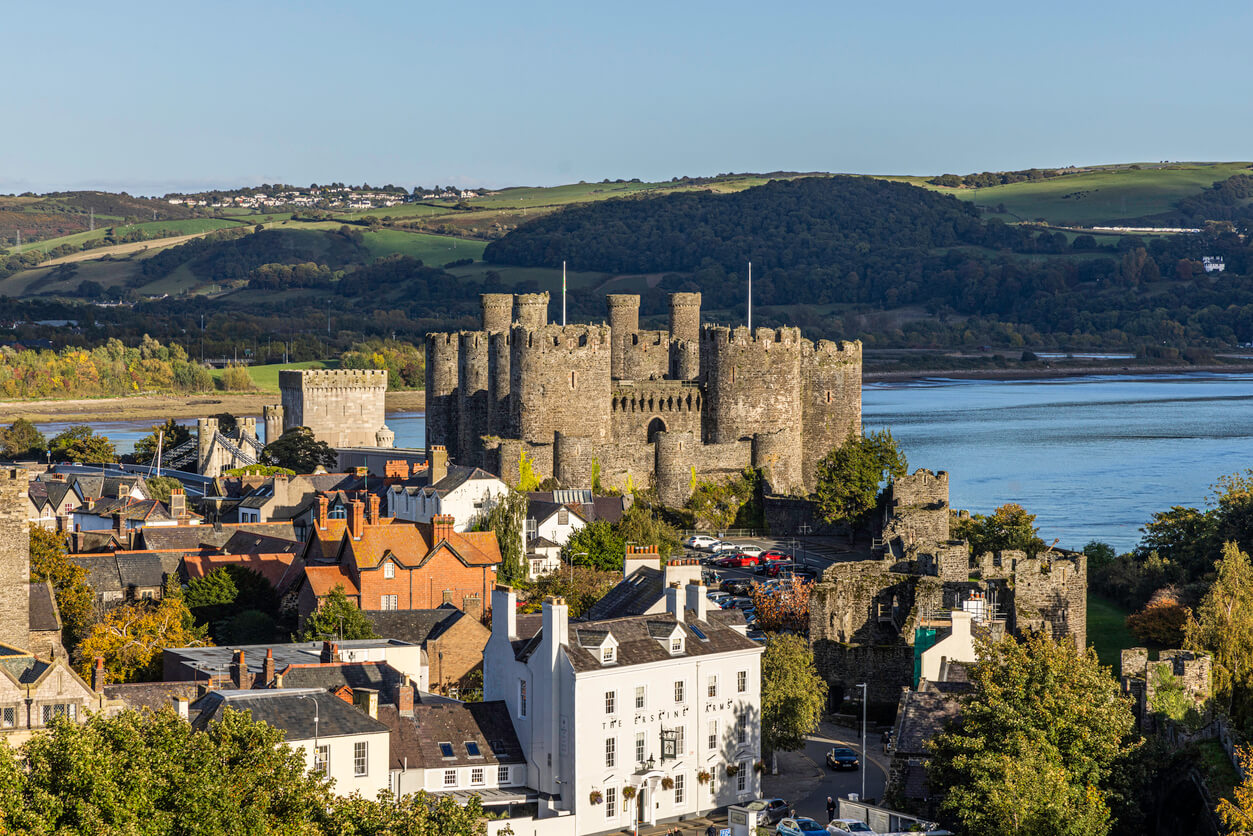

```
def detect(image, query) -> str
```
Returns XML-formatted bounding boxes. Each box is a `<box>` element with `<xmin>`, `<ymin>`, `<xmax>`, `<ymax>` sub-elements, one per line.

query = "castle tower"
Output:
<box><xmin>263</xmin><ymin>404</ymin><xmax>284</xmax><ymax>444</ymax></box>
<box><xmin>606</xmin><ymin>294</ymin><xmax>640</xmax><ymax>379</ymax></box>
<box><xmin>481</xmin><ymin>293</ymin><xmax>514</xmax><ymax>333</ymax></box>
<box><xmin>458</xmin><ymin>331</ymin><xmax>490</xmax><ymax>461</ymax></box>
<box><xmin>513</xmin><ymin>292</ymin><xmax>550</xmax><ymax>331</ymax></box>
<box><xmin>669</xmin><ymin>292</ymin><xmax>701</xmax><ymax>379</ymax></box>
<box><xmin>279</xmin><ymin>369</ymin><xmax>388</xmax><ymax>448</ymax></box>
<box><xmin>196</xmin><ymin>417</ymin><xmax>219</xmax><ymax>475</ymax></box>
<box><xmin>511</xmin><ymin>325</ymin><xmax>612</xmax><ymax>445</ymax></box>
<box><xmin>0</xmin><ymin>468</ymin><xmax>31</xmax><ymax>650</ymax></box>
<box><xmin>488</xmin><ymin>330</ymin><xmax>513</xmax><ymax>438</ymax></box>
<box><xmin>425</xmin><ymin>333</ymin><xmax>461</xmax><ymax>455</ymax></box>
<box><xmin>654</xmin><ymin>430</ymin><xmax>695</xmax><ymax>508</ymax></box>
<box><xmin>801</xmin><ymin>339</ymin><xmax>863</xmax><ymax>491</ymax></box>
<box><xmin>239</xmin><ymin>417</ymin><xmax>257</xmax><ymax>442</ymax></box>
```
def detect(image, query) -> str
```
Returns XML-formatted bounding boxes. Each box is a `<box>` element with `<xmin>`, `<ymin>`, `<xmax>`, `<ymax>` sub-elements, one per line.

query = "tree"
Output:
<box><xmin>262</xmin><ymin>426</ymin><xmax>338</xmax><ymax>472</ymax></box>
<box><xmin>953</xmin><ymin>503</ymin><xmax>1047</xmax><ymax>556</ymax></box>
<box><xmin>132</xmin><ymin>418</ymin><xmax>192</xmax><ymax>462</ymax></box>
<box><xmin>813</xmin><ymin>429</ymin><xmax>907</xmax><ymax>525</ymax></box>
<box><xmin>29</xmin><ymin>526</ymin><xmax>94</xmax><ymax>651</ymax></box>
<box><xmin>296</xmin><ymin>585</ymin><xmax>378</xmax><ymax>642</ymax></box>
<box><xmin>475</xmin><ymin>489</ymin><xmax>527</xmax><ymax>584</ymax></box>
<box><xmin>561</xmin><ymin>520</ymin><xmax>626</xmax><ymax>572</ymax></box>
<box><xmin>615</xmin><ymin>503</ymin><xmax>680</xmax><ymax>560</ymax></box>
<box><xmin>685</xmin><ymin>469</ymin><xmax>762</xmax><ymax>531</ymax></box>
<box><xmin>1124</xmin><ymin>587</ymin><xmax>1188</xmax><ymax>646</ymax></box>
<box><xmin>1184</xmin><ymin>542</ymin><xmax>1253</xmax><ymax>729</ymax></box>
<box><xmin>927</xmin><ymin>632</ymin><xmax>1135</xmax><ymax>836</ymax></box>
<box><xmin>1218</xmin><ymin>746</ymin><xmax>1253</xmax><ymax>834</ymax></box>
<box><xmin>761</xmin><ymin>633</ymin><xmax>827</xmax><ymax>757</ymax></box>
<box><xmin>145</xmin><ymin>475</ymin><xmax>184</xmax><ymax>503</ymax></box>
<box><xmin>76</xmin><ymin>584</ymin><xmax>210</xmax><ymax>683</ymax></box>
<box><xmin>48</xmin><ymin>425</ymin><xmax>116</xmax><ymax>463</ymax></box>
<box><xmin>220</xmin><ymin>363</ymin><xmax>255</xmax><ymax>391</ymax></box>
<box><xmin>520</xmin><ymin>567</ymin><xmax>620</xmax><ymax>618</ymax></box>
<box><xmin>0</xmin><ymin>418</ymin><xmax>46</xmax><ymax>459</ymax></box>
<box><xmin>748</xmin><ymin>576</ymin><xmax>810</xmax><ymax>633</ymax></box>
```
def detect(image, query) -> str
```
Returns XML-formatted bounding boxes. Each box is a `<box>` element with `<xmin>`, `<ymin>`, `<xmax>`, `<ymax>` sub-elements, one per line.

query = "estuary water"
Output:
<box><xmin>34</xmin><ymin>374</ymin><xmax>1253</xmax><ymax>552</ymax></box>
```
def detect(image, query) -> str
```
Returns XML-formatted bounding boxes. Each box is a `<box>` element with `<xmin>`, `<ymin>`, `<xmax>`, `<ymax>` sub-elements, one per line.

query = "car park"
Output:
<box><xmin>716</xmin><ymin>553</ymin><xmax>759</xmax><ymax>568</ymax></box>
<box><xmin>777</xmin><ymin>817</ymin><xmax>827</xmax><ymax>836</ymax></box>
<box><xmin>760</xmin><ymin>550</ymin><xmax>790</xmax><ymax>563</ymax></box>
<box><xmin>727</xmin><ymin>596</ymin><xmax>754</xmax><ymax>610</ymax></box>
<box><xmin>826</xmin><ymin>746</ymin><xmax>860</xmax><ymax>770</ymax></box>
<box><xmin>826</xmin><ymin>820</ymin><xmax>875</xmax><ymax>835</ymax></box>
<box><xmin>706</xmin><ymin>591</ymin><xmax>731</xmax><ymax>606</ymax></box>
<box><xmin>735</xmin><ymin>544</ymin><xmax>764</xmax><ymax>557</ymax></box>
<box><xmin>720</xmin><ymin>578</ymin><xmax>752</xmax><ymax>596</ymax></box>
<box><xmin>745</xmin><ymin>798</ymin><xmax>789</xmax><ymax>825</ymax></box>
<box><xmin>684</xmin><ymin>534</ymin><xmax>720</xmax><ymax>550</ymax></box>
<box><xmin>710</xmin><ymin>541</ymin><xmax>740</xmax><ymax>553</ymax></box>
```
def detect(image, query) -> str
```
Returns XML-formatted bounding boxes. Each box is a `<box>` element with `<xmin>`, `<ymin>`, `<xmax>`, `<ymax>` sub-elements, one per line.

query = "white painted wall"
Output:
<box><xmin>293</xmin><ymin>729</ymin><xmax>390</xmax><ymax>798</ymax></box>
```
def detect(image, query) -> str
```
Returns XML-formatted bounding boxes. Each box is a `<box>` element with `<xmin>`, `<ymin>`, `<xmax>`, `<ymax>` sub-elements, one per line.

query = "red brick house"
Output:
<box><xmin>292</xmin><ymin>495</ymin><xmax>499</xmax><ymax>625</ymax></box>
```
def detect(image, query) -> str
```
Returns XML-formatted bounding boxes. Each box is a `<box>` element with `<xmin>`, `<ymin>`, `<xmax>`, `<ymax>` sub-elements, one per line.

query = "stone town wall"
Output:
<box><xmin>280</xmin><ymin>369</ymin><xmax>388</xmax><ymax>448</ymax></box>
<box><xmin>800</xmin><ymin>339</ymin><xmax>862</xmax><ymax>492</ymax></box>
<box><xmin>0</xmin><ymin>468</ymin><xmax>30</xmax><ymax>650</ymax></box>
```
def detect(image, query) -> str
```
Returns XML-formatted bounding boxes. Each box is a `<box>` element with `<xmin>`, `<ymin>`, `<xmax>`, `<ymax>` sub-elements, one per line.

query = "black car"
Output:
<box><xmin>826</xmin><ymin>746</ymin><xmax>860</xmax><ymax>770</ymax></box>
<box><xmin>720</xmin><ymin>578</ymin><xmax>751</xmax><ymax>596</ymax></box>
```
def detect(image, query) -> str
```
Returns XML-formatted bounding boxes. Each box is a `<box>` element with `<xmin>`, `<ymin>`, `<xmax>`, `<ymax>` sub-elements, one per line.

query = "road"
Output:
<box><xmin>759</xmin><ymin>728</ymin><xmax>888</xmax><ymax>825</ymax></box>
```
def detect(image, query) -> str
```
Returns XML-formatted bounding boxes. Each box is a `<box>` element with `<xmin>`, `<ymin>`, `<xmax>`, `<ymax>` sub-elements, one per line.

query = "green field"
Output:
<box><xmin>1087</xmin><ymin>593</ymin><xmax>1137</xmax><ymax>669</ymax></box>
<box><xmin>13</xmin><ymin>218</ymin><xmax>245</xmax><ymax>255</ymax></box>
<box><xmin>358</xmin><ymin>229</ymin><xmax>486</xmax><ymax>264</ymax></box>
<box><xmin>928</xmin><ymin>162</ymin><xmax>1253</xmax><ymax>225</ymax></box>
<box><xmin>210</xmin><ymin>360</ymin><xmax>333</xmax><ymax>392</ymax></box>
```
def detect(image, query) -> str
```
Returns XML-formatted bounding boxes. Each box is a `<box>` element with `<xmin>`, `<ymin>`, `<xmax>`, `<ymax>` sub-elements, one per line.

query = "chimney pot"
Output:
<box><xmin>91</xmin><ymin>656</ymin><xmax>106</xmax><ymax>692</ymax></box>
<box><xmin>349</xmin><ymin>499</ymin><xmax>365</xmax><ymax>539</ymax></box>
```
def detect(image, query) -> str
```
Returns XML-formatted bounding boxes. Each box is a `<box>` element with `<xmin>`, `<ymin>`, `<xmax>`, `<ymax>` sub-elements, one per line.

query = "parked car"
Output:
<box><xmin>746</xmin><ymin>798</ymin><xmax>789</xmax><ymax>825</ymax></box>
<box><xmin>706</xmin><ymin>591</ymin><xmax>731</xmax><ymax>606</ymax></box>
<box><xmin>727</xmin><ymin>596</ymin><xmax>754</xmax><ymax>610</ymax></box>
<box><xmin>746</xmin><ymin>628</ymin><xmax>767</xmax><ymax>641</ymax></box>
<box><xmin>710</xmin><ymin>541</ymin><xmax>740</xmax><ymax>553</ymax></box>
<box><xmin>777</xmin><ymin>818</ymin><xmax>827</xmax><ymax>836</ymax></box>
<box><xmin>778</xmin><ymin>566</ymin><xmax>818</xmax><ymax>582</ymax></box>
<box><xmin>826</xmin><ymin>746</ymin><xmax>860</xmax><ymax>770</ymax></box>
<box><xmin>735</xmin><ymin>544</ymin><xmax>764</xmax><ymax>557</ymax></box>
<box><xmin>716</xmin><ymin>554</ymin><xmax>759</xmax><ymax>568</ymax></box>
<box><xmin>685</xmin><ymin>534</ymin><xmax>720</xmax><ymax>550</ymax></box>
<box><xmin>760</xmin><ymin>550</ymin><xmax>791</xmax><ymax>563</ymax></box>
<box><xmin>826</xmin><ymin>820</ymin><xmax>875</xmax><ymax>835</ymax></box>
<box><xmin>720</xmin><ymin>578</ymin><xmax>751</xmax><ymax>596</ymax></box>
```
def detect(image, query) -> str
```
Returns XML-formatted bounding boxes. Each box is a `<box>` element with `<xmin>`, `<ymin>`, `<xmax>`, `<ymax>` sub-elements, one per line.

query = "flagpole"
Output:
<box><xmin>562</xmin><ymin>261</ymin><xmax>567</xmax><ymax>326</ymax></box>
<box><xmin>747</xmin><ymin>261</ymin><xmax>752</xmax><ymax>331</ymax></box>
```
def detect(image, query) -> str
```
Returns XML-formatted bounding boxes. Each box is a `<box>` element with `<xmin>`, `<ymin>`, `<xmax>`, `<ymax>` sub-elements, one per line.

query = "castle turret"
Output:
<box><xmin>196</xmin><ymin>417</ymin><xmax>218</xmax><ymax>475</ymax></box>
<box><xmin>606</xmin><ymin>294</ymin><xmax>640</xmax><ymax>380</ymax></box>
<box><xmin>425</xmin><ymin>333</ymin><xmax>461</xmax><ymax>456</ymax></box>
<box><xmin>263</xmin><ymin>404</ymin><xmax>284</xmax><ymax>444</ymax></box>
<box><xmin>654</xmin><ymin>430</ymin><xmax>695</xmax><ymax>508</ymax></box>
<box><xmin>458</xmin><ymin>331</ymin><xmax>490</xmax><ymax>462</ymax></box>
<box><xmin>239</xmin><ymin>417</ymin><xmax>257</xmax><ymax>442</ymax></box>
<box><xmin>488</xmin><ymin>330</ymin><xmax>513</xmax><ymax>438</ymax></box>
<box><xmin>669</xmin><ymin>292</ymin><xmax>701</xmax><ymax>379</ymax></box>
<box><xmin>800</xmin><ymin>339</ymin><xmax>862</xmax><ymax>492</ymax></box>
<box><xmin>511</xmin><ymin>325</ymin><xmax>612</xmax><ymax>445</ymax></box>
<box><xmin>279</xmin><ymin>369</ymin><xmax>388</xmax><ymax>448</ymax></box>
<box><xmin>481</xmin><ymin>293</ymin><xmax>514</xmax><ymax>334</ymax></box>
<box><xmin>513</xmin><ymin>292</ymin><xmax>550</xmax><ymax>330</ymax></box>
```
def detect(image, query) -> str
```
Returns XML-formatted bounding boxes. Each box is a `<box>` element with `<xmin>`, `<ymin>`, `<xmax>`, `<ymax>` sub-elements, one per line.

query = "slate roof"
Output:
<box><xmin>68</xmin><ymin>551</ymin><xmax>183</xmax><ymax>594</ymax></box>
<box><xmin>517</xmin><ymin>610</ymin><xmax>760</xmax><ymax>673</ymax></box>
<box><xmin>83</xmin><ymin>498</ymin><xmax>174</xmax><ymax>523</ymax></box>
<box><xmin>584</xmin><ymin>566</ymin><xmax>663</xmax><ymax>621</ymax></box>
<box><xmin>68</xmin><ymin>474</ymin><xmax>146</xmax><ymax>502</ymax></box>
<box><xmin>139</xmin><ymin>522</ymin><xmax>298</xmax><ymax>552</ymax></box>
<box><xmin>0</xmin><ymin>647</ymin><xmax>50</xmax><ymax>686</ymax></box>
<box><xmin>104</xmin><ymin>681</ymin><xmax>201</xmax><ymax>713</ymax></box>
<box><xmin>191</xmin><ymin>688</ymin><xmax>389</xmax><ymax>739</ymax></box>
<box><xmin>29</xmin><ymin>582</ymin><xmax>61</xmax><ymax>632</ymax></box>
<box><xmin>278</xmin><ymin>661</ymin><xmax>408</xmax><ymax>694</ymax></box>
<box><xmin>379</xmin><ymin>699</ymin><xmax>525</xmax><ymax>771</ymax></box>
<box><xmin>363</xmin><ymin>606</ymin><xmax>465</xmax><ymax>644</ymax></box>
<box><xmin>28</xmin><ymin>479</ymin><xmax>78</xmax><ymax>513</ymax></box>
<box><xmin>893</xmin><ymin>689</ymin><xmax>961</xmax><ymax>756</ymax></box>
<box><xmin>524</xmin><ymin>492</ymin><xmax>629</xmax><ymax>526</ymax></box>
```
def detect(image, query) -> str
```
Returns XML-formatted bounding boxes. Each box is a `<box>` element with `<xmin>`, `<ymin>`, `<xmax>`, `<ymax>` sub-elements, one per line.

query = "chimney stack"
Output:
<box><xmin>462</xmin><ymin>595</ymin><xmax>483</xmax><ymax>622</ymax></box>
<box><xmin>428</xmin><ymin>445</ymin><xmax>448</xmax><ymax>485</ymax></box>
<box><xmin>624</xmin><ymin>544</ymin><xmax>660</xmax><ymax>579</ymax></box>
<box><xmin>433</xmin><ymin>514</ymin><xmax>454</xmax><ymax>542</ymax></box>
<box><xmin>262</xmin><ymin>647</ymin><xmax>276</xmax><ymax>686</ymax></box>
<box><xmin>367</xmin><ymin>494</ymin><xmax>381</xmax><ymax>525</ymax></box>
<box><xmin>385</xmin><ymin>460</ymin><xmax>408</xmax><ymax>485</ymax></box>
<box><xmin>317</xmin><ymin>495</ymin><xmax>329</xmax><ymax>530</ymax></box>
<box><xmin>542</xmin><ymin>596</ymin><xmax>569</xmax><ymax>666</ymax></box>
<box><xmin>666</xmin><ymin>582</ymin><xmax>684</xmax><ymax>623</ymax></box>
<box><xmin>320</xmin><ymin>640</ymin><xmax>336</xmax><ymax>664</ymax></box>
<box><xmin>169</xmin><ymin>488</ymin><xmax>186</xmax><ymax>521</ymax></box>
<box><xmin>352</xmin><ymin>688</ymin><xmax>379</xmax><ymax>720</ymax></box>
<box><xmin>493</xmin><ymin>584</ymin><xmax>517</xmax><ymax>641</ymax></box>
<box><xmin>229</xmin><ymin>650</ymin><xmax>247</xmax><ymax>689</ymax></box>
<box><xmin>112</xmin><ymin>512</ymin><xmax>123</xmax><ymax>534</ymax></box>
<box><xmin>348</xmin><ymin>499</ymin><xmax>365</xmax><ymax>539</ymax></box>
<box><xmin>172</xmin><ymin>696</ymin><xmax>190</xmax><ymax>720</ymax></box>
<box><xmin>91</xmin><ymin>656</ymin><xmax>106</xmax><ymax>692</ymax></box>
<box><xmin>686</xmin><ymin>581</ymin><xmax>708</xmax><ymax>622</ymax></box>
<box><xmin>396</xmin><ymin>677</ymin><xmax>415</xmax><ymax>717</ymax></box>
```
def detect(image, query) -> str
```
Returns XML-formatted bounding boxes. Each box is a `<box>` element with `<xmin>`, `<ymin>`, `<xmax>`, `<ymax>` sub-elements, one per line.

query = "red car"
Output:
<box><xmin>716</xmin><ymin>553</ymin><xmax>760</xmax><ymax>568</ymax></box>
<box><xmin>759</xmin><ymin>551</ymin><xmax>790</xmax><ymax>563</ymax></box>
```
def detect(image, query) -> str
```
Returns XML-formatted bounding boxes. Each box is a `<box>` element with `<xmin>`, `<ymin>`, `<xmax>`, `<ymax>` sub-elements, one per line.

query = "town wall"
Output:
<box><xmin>0</xmin><ymin>468</ymin><xmax>30</xmax><ymax>650</ymax></box>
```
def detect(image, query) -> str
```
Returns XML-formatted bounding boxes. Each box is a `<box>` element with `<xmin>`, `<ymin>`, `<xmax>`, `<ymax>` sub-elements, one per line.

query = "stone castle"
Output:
<box><xmin>810</xmin><ymin>469</ymin><xmax>1088</xmax><ymax>706</ymax></box>
<box><xmin>425</xmin><ymin>292</ymin><xmax>862</xmax><ymax>502</ymax></box>
<box><xmin>264</xmin><ymin>369</ymin><xmax>393</xmax><ymax>449</ymax></box>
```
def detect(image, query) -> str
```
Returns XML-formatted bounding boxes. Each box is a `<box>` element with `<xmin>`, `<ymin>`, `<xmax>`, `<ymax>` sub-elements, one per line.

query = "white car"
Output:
<box><xmin>706</xmin><ymin>591</ymin><xmax>731</xmax><ymax>606</ymax></box>
<box><xmin>735</xmin><ymin>544</ymin><xmax>764</xmax><ymax>557</ymax></box>
<box><xmin>827</xmin><ymin>821</ymin><xmax>875</xmax><ymax>836</ymax></box>
<box><xmin>710</xmin><ymin>541</ymin><xmax>740</xmax><ymax>553</ymax></box>
<box><xmin>685</xmin><ymin>535</ymin><xmax>720</xmax><ymax>550</ymax></box>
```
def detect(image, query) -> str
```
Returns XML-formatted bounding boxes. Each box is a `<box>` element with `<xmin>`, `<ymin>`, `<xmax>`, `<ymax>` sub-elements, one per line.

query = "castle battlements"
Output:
<box><xmin>277</xmin><ymin>368</ymin><xmax>389</xmax><ymax>449</ymax></box>
<box><xmin>425</xmin><ymin>292</ymin><xmax>863</xmax><ymax>501</ymax></box>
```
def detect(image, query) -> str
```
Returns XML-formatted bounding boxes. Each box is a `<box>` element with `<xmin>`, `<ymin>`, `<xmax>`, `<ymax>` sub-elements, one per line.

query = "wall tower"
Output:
<box><xmin>0</xmin><ymin>468</ymin><xmax>30</xmax><ymax>650</ymax></box>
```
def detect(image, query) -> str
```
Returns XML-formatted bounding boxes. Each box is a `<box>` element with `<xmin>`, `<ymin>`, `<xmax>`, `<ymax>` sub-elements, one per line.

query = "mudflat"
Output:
<box><xmin>0</xmin><ymin>390</ymin><xmax>426</xmax><ymax>423</ymax></box>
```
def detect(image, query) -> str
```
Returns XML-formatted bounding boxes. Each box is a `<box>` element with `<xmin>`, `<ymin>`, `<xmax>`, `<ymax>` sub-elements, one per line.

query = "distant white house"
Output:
<box><xmin>1203</xmin><ymin>256</ymin><xmax>1226</xmax><ymax>273</ymax></box>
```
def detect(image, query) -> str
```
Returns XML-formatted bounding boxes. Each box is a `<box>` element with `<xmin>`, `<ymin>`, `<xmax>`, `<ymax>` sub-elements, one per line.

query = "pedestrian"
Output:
<box><xmin>825</xmin><ymin>797</ymin><xmax>835</xmax><ymax>823</ymax></box>
<box><xmin>705</xmin><ymin>824</ymin><xmax>717</xmax><ymax>836</ymax></box>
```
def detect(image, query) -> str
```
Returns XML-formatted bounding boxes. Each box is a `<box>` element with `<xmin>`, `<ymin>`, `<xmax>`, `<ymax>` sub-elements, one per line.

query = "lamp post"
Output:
<box><xmin>855</xmin><ymin>683</ymin><xmax>867</xmax><ymax>803</ymax></box>
<box><xmin>571</xmin><ymin>551</ymin><xmax>587</xmax><ymax>585</ymax></box>
<box><xmin>297</xmin><ymin>693</ymin><xmax>321</xmax><ymax>776</ymax></box>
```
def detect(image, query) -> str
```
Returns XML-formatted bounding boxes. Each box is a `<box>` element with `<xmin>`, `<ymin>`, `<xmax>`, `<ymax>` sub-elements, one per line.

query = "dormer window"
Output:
<box><xmin>670</xmin><ymin>636</ymin><xmax>684</xmax><ymax>654</ymax></box>
<box><xmin>601</xmin><ymin>644</ymin><xmax>616</xmax><ymax>664</ymax></box>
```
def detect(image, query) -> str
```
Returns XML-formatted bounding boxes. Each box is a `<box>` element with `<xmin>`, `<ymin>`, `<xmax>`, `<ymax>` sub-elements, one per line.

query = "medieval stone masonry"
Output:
<box><xmin>426</xmin><ymin>292</ymin><xmax>862</xmax><ymax>501</ymax></box>
<box><xmin>272</xmin><ymin>369</ymin><xmax>392</xmax><ymax>448</ymax></box>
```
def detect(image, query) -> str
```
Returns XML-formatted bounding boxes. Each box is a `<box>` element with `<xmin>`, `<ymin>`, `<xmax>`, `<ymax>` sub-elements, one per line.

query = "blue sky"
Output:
<box><xmin>5</xmin><ymin>0</ymin><xmax>1250</xmax><ymax>194</ymax></box>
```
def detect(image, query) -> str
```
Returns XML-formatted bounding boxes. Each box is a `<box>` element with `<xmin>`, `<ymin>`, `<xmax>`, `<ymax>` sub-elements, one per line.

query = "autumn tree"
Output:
<box><xmin>1218</xmin><ymin>746</ymin><xmax>1253</xmax><ymax>835</ymax></box>
<box><xmin>76</xmin><ymin>583</ymin><xmax>210</xmax><ymax>683</ymax></box>
<box><xmin>262</xmin><ymin>426</ymin><xmax>338</xmax><ymax>472</ymax></box>
<box><xmin>748</xmin><ymin>576</ymin><xmax>811</xmax><ymax>633</ymax></box>
<box><xmin>761</xmin><ymin>633</ymin><xmax>827</xmax><ymax>758</ymax></box>
<box><xmin>953</xmin><ymin>502</ymin><xmax>1047</xmax><ymax>557</ymax></box>
<box><xmin>48</xmin><ymin>425</ymin><xmax>116</xmax><ymax>463</ymax></box>
<box><xmin>927</xmin><ymin>632</ymin><xmax>1135</xmax><ymax>836</ymax></box>
<box><xmin>1124</xmin><ymin>587</ymin><xmax>1188</xmax><ymax>646</ymax></box>
<box><xmin>144</xmin><ymin>475</ymin><xmax>184</xmax><ymax>503</ymax></box>
<box><xmin>132</xmin><ymin>418</ymin><xmax>192</xmax><ymax>462</ymax></box>
<box><xmin>1184</xmin><ymin>542</ymin><xmax>1253</xmax><ymax>730</ymax></box>
<box><xmin>0</xmin><ymin>418</ymin><xmax>46</xmax><ymax>459</ymax></box>
<box><xmin>295</xmin><ymin>584</ymin><xmax>378</xmax><ymax>642</ymax></box>
<box><xmin>814</xmin><ymin>429</ymin><xmax>907</xmax><ymax>525</ymax></box>
<box><xmin>29</xmin><ymin>525</ymin><xmax>94</xmax><ymax>652</ymax></box>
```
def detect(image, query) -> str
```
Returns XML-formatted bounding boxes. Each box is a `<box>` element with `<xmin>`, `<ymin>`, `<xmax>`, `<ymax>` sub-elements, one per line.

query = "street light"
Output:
<box><xmin>855</xmin><ymin>683</ymin><xmax>867</xmax><ymax>803</ymax></box>
<box><xmin>297</xmin><ymin>693</ymin><xmax>321</xmax><ymax>776</ymax></box>
<box><xmin>571</xmin><ymin>552</ymin><xmax>587</xmax><ymax>585</ymax></box>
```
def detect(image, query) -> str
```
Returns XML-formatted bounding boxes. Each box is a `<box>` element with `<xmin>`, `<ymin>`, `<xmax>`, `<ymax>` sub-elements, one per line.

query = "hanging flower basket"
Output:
<box><xmin>661</xmin><ymin>776</ymin><xmax>675</xmax><ymax>791</ymax></box>
<box><xmin>725</xmin><ymin>763</ymin><xmax>741</xmax><ymax>777</ymax></box>
<box><xmin>754</xmin><ymin>760</ymin><xmax>766</xmax><ymax>774</ymax></box>
<box><xmin>696</xmin><ymin>770</ymin><xmax>712</xmax><ymax>785</ymax></box>
<box><xmin>622</xmin><ymin>786</ymin><xmax>637</xmax><ymax>801</ymax></box>
<box><xmin>589</xmin><ymin>790</ymin><xmax>603</xmax><ymax>805</ymax></box>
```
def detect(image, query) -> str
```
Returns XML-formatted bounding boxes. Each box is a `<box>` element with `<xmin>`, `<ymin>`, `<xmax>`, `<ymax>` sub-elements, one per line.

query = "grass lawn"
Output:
<box><xmin>358</xmin><ymin>229</ymin><xmax>486</xmax><ymax>264</ymax></box>
<box><xmin>1194</xmin><ymin>738</ymin><xmax>1241</xmax><ymax>803</ymax></box>
<box><xmin>1087</xmin><ymin>593</ymin><xmax>1137</xmax><ymax>669</ymax></box>
<box><xmin>211</xmin><ymin>360</ymin><xmax>334</xmax><ymax>393</ymax></box>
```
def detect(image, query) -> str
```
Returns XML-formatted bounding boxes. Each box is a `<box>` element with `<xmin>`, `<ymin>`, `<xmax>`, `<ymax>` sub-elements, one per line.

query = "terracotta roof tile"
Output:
<box><xmin>304</xmin><ymin>565</ymin><xmax>358</xmax><ymax>597</ymax></box>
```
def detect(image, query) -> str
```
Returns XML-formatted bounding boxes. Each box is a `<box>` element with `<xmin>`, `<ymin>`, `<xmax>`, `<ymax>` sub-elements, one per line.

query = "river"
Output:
<box><xmin>34</xmin><ymin>374</ymin><xmax>1253</xmax><ymax>553</ymax></box>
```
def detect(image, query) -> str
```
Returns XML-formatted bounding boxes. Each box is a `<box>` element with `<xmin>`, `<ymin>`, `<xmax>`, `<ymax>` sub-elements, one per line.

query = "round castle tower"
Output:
<box><xmin>513</xmin><ymin>292</ymin><xmax>550</xmax><ymax>330</ymax></box>
<box><xmin>481</xmin><ymin>293</ymin><xmax>514</xmax><ymax>333</ymax></box>
<box><xmin>606</xmin><ymin>294</ymin><xmax>641</xmax><ymax>379</ymax></box>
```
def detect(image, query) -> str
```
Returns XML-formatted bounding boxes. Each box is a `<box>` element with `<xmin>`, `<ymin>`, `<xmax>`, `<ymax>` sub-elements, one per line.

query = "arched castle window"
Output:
<box><xmin>666</xmin><ymin>396</ymin><xmax>674</xmax><ymax>411</ymax></box>
<box><xmin>647</xmin><ymin>417</ymin><xmax>667</xmax><ymax>443</ymax></box>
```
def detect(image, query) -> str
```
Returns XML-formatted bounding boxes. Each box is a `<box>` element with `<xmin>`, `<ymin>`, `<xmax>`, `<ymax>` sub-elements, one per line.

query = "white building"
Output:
<box><xmin>388</xmin><ymin>464</ymin><xmax>508</xmax><ymax>532</ymax></box>
<box><xmin>484</xmin><ymin>584</ymin><xmax>763</xmax><ymax>835</ymax></box>
<box><xmin>918</xmin><ymin>610</ymin><xmax>977</xmax><ymax>685</ymax></box>
<box><xmin>1203</xmin><ymin>256</ymin><xmax>1226</xmax><ymax>273</ymax></box>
